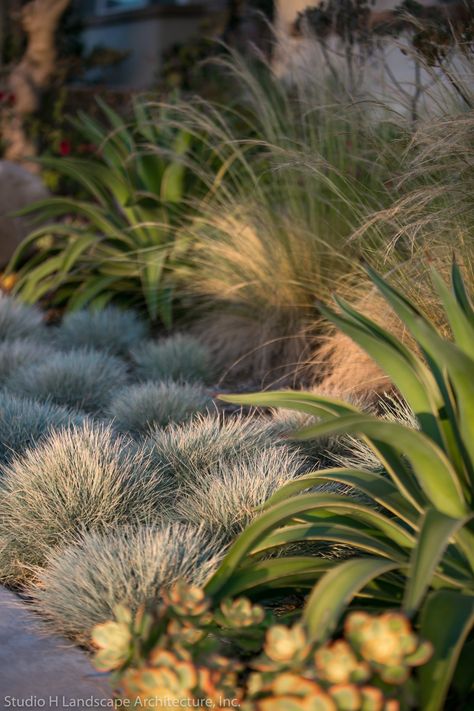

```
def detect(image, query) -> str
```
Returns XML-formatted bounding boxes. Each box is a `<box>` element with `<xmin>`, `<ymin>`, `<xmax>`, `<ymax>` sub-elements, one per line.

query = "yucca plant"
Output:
<box><xmin>6</xmin><ymin>99</ymin><xmax>203</xmax><ymax>324</ymax></box>
<box><xmin>213</xmin><ymin>264</ymin><xmax>474</xmax><ymax>711</ymax></box>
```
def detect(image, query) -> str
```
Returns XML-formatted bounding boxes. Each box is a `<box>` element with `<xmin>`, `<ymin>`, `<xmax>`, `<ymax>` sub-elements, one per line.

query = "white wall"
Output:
<box><xmin>273</xmin><ymin>0</ymin><xmax>468</xmax><ymax>115</ymax></box>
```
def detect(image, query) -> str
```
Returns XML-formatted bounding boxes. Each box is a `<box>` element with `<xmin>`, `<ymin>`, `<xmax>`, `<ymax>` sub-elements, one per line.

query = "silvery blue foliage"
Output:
<box><xmin>0</xmin><ymin>391</ymin><xmax>86</xmax><ymax>466</ymax></box>
<box><xmin>0</xmin><ymin>339</ymin><xmax>56</xmax><ymax>384</ymax></box>
<box><xmin>145</xmin><ymin>412</ymin><xmax>284</xmax><ymax>485</ymax></box>
<box><xmin>108</xmin><ymin>381</ymin><xmax>212</xmax><ymax>436</ymax></box>
<box><xmin>0</xmin><ymin>293</ymin><xmax>46</xmax><ymax>342</ymax></box>
<box><xmin>130</xmin><ymin>334</ymin><xmax>213</xmax><ymax>384</ymax></box>
<box><xmin>31</xmin><ymin>523</ymin><xmax>227</xmax><ymax>641</ymax></box>
<box><xmin>54</xmin><ymin>306</ymin><xmax>148</xmax><ymax>356</ymax></box>
<box><xmin>0</xmin><ymin>421</ymin><xmax>170</xmax><ymax>585</ymax></box>
<box><xmin>6</xmin><ymin>348</ymin><xmax>129</xmax><ymax>413</ymax></box>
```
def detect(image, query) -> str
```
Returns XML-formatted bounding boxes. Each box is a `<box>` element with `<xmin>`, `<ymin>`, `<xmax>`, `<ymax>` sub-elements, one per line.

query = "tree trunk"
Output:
<box><xmin>2</xmin><ymin>0</ymin><xmax>70</xmax><ymax>171</ymax></box>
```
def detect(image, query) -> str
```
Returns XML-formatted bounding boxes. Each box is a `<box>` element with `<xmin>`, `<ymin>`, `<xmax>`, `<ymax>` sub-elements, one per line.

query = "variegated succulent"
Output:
<box><xmin>92</xmin><ymin>581</ymin><xmax>431</xmax><ymax>711</ymax></box>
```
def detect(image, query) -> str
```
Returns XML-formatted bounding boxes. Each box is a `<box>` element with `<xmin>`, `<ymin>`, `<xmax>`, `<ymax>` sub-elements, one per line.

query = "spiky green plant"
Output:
<box><xmin>6</xmin><ymin>348</ymin><xmax>129</xmax><ymax>414</ymax></box>
<box><xmin>108</xmin><ymin>381</ymin><xmax>212</xmax><ymax>436</ymax></box>
<box><xmin>0</xmin><ymin>422</ymin><xmax>169</xmax><ymax>586</ymax></box>
<box><xmin>211</xmin><ymin>264</ymin><xmax>474</xmax><ymax>711</ymax></box>
<box><xmin>0</xmin><ymin>391</ymin><xmax>86</xmax><ymax>466</ymax></box>
<box><xmin>130</xmin><ymin>334</ymin><xmax>213</xmax><ymax>384</ymax></box>
<box><xmin>54</xmin><ymin>306</ymin><xmax>148</xmax><ymax>356</ymax></box>
<box><xmin>7</xmin><ymin>99</ymin><xmax>202</xmax><ymax>324</ymax></box>
<box><xmin>31</xmin><ymin>524</ymin><xmax>227</xmax><ymax>643</ymax></box>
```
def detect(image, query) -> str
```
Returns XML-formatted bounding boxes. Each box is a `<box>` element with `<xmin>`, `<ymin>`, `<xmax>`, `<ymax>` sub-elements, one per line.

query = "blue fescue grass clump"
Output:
<box><xmin>0</xmin><ymin>422</ymin><xmax>170</xmax><ymax>586</ymax></box>
<box><xmin>130</xmin><ymin>334</ymin><xmax>214</xmax><ymax>384</ymax></box>
<box><xmin>31</xmin><ymin>523</ymin><xmax>227</xmax><ymax>642</ymax></box>
<box><xmin>108</xmin><ymin>381</ymin><xmax>212</xmax><ymax>436</ymax></box>
<box><xmin>54</xmin><ymin>306</ymin><xmax>148</xmax><ymax>357</ymax></box>
<box><xmin>0</xmin><ymin>391</ymin><xmax>86</xmax><ymax>466</ymax></box>
<box><xmin>173</xmin><ymin>446</ymin><xmax>305</xmax><ymax>539</ymax></box>
<box><xmin>0</xmin><ymin>340</ymin><xmax>56</xmax><ymax>384</ymax></box>
<box><xmin>0</xmin><ymin>293</ymin><xmax>46</xmax><ymax>342</ymax></box>
<box><xmin>145</xmin><ymin>412</ymin><xmax>285</xmax><ymax>485</ymax></box>
<box><xmin>6</xmin><ymin>348</ymin><xmax>129</xmax><ymax>414</ymax></box>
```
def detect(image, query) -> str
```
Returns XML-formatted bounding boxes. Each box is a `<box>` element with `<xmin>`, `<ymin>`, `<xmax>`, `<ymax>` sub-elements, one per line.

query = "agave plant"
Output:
<box><xmin>214</xmin><ymin>264</ymin><xmax>474</xmax><ymax>711</ymax></box>
<box><xmin>7</xmin><ymin>99</ymin><xmax>204</xmax><ymax>324</ymax></box>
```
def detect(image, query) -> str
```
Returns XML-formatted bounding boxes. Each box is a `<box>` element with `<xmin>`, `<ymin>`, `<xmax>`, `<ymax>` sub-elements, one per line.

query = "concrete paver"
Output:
<box><xmin>0</xmin><ymin>587</ymin><xmax>111</xmax><ymax>710</ymax></box>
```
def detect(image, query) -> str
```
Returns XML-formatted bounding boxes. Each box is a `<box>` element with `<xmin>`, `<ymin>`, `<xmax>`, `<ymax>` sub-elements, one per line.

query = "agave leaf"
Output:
<box><xmin>66</xmin><ymin>275</ymin><xmax>118</xmax><ymax>311</ymax></box>
<box><xmin>7</xmin><ymin>224</ymin><xmax>88</xmax><ymax>271</ymax></box>
<box><xmin>58</xmin><ymin>234</ymin><xmax>99</xmax><ymax>276</ymax></box>
<box><xmin>140</xmin><ymin>249</ymin><xmax>168</xmax><ymax>322</ymax></box>
<box><xmin>264</xmin><ymin>468</ymin><xmax>419</xmax><ymax>525</ymax></box>
<box><xmin>252</xmin><ymin>521</ymin><xmax>405</xmax><ymax>560</ymax></box>
<box><xmin>303</xmin><ymin>557</ymin><xmax>399</xmax><ymax>643</ymax></box>
<box><xmin>296</xmin><ymin>416</ymin><xmax>467</xmax><ymax>518</ymax></box>
<box><xmin>430</xmin><ymin>270</ymin><xmax>474</xmax><ymax>359</ymax></box>
<box><xmin>219</xmin><ymin>390</ymin><xmax>361</xmax><ymax>419</ymax></box>
<box><xmin>404</xmin><ymin>509</ymin><xmax>472</xmax><ymax>615</ymax></box>
<box><xmin>15</xmin><ymin>255</ymin><xmax>65</xmax><ymax>303</ymax></box>
<box><xmin>136</xmin><ymin>153</ymin><xmax>165</xmax><ymax>195</ymax></box>
<box><xmin>322</xmin><ymin>298</ymin><xmax>443</xmax><ymax>443</ymax></box>
<box><xmin>452</xmin><ymin>261</ymin><xmax>474</xmax><ymax>324</ymax></box>
<box><xmin>419</xmin><ymin>590</ymin><xmax>474</xmax><ymax>711</ymax></box>
<box><xmin>408</xmin><ymin>321</ymin><xmax>474</xmax><ymax>480</ymax></box>
<box><xmin>365</xmin><ymin>267</ymin><xmax>474</xmax><ymax>463</ymax></box>
<box><xmin>215</xmin><ymin>557</ymin><xmax>332</xmax><ymax>599</ymax></box>
<box><xmin>38</xmin><ymin>157</ymin><xmax>108</xmax><ymax>206</ymax></box>
<box><xmin>298</xmin><ymin>505</ymin><xmax>415</xmax><ymax>548</ymax></box>
<box><xmin>205</xmin><ymin>493</ymin><xmax>415</xmax><ymax>598</ymax></box>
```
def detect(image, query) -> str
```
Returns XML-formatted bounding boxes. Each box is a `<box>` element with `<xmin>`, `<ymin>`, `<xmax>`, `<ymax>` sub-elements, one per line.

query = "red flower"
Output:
<box><xmin>59</xmin><ymin>139</ymin><xmax>72</xmax><ymax>156</ymax></box>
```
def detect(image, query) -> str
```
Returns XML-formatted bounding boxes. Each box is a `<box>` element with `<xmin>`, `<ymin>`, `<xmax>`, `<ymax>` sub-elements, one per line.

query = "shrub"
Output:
<box><xmin>54</xmin><ymin>306</ymin><xmax>148</xmax><ymax>356</ymax></box>
<box><xmin>0</xmin><ymin>293</ymin><xmax>45</xmax><ymax>342</ymax></box>
<box><xmin>213</xmin><ymin>265</ymin><xmax>474</xmax><ymax>711</ymax></box>
<box><xmin>130</xmin><ymin>334</ymin><xmax>213</xmax><ymax>384</ymax></box>
<box><xmin>144</xmin><ymin>412</ymin><xmax>282</xmax><ymax>485</ymax></box>
<box><xmin>6</xmin><ymin>348</ymin><xmax>129</xmax><ymax>414</ymax></box>
<box><xmin>108</xmin><ymin>381</ymin><xmax>212</xmax><ymax>436</ymax></box>
<box><xmin>175</xmin><ymin>446</ymin><xmax>305</xmax><ymax>539</ymax></box>
<box><xmin>0</xmin><ymin>339</ymin><xmax>56</xmax><ymax>384</ymax></box>
<box><xmin>32</xmin><ymin>524</ymin><xmax>227</xmax><ymax>643</ymax></box>
<box><xmin>0</xmin><ymin>422</ymin><xmax>169</xmax><ymax>585</ymax></box>
<box><xmin>7</xmin><ymin>99</ymin><xmax>207</xmax><ymax>324</ymax></box>
<box><xmin>0</xmin><ymin>391</ymin><xmax>86</xmax><ymax>466</ymax></box>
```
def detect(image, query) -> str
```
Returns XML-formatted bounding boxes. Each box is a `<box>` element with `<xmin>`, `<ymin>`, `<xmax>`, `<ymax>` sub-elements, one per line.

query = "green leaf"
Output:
<box><xmin>270</xmin><ymin>468</ymin><xmax>420</xmax><ymax>525</ymax></box>
<box><xmin>430</xmin><ymin>270</ymin><xmax>474</xmax><ymax>359</ymax></box>
<box><xmin>215</xmin><ymin>557</ymin><xmax>332</xmax><ymax>599</ymax></box>
<box><xmin>205</xmin><ymin>493</ymin><xmax>415</xmax><ymax>599</ymax></box>
<box><xmin>322</xmin><ymin>297</ymin><xmax>442</xmax><ymax>442</ymax></box>
<box><xmin>303</xmin><ymin>558</ymin><xmax>399</xmax><ymax>643</ymax></box>
<box><xmin>419</xmin><ymin>590</ymin><xmax>474</xmax><ymax>711</ymax></box>
<box><xmin>66</xmin><ymin>275</ymin><xmax>118</xmax><ymax>311</ymax></box>
<box><xmin>452</xmin><ymin>261</ymin><xmax>474</xmax><ymax>324</ymax></box>
<box><xmin>296</xmin><ymin>416</ymin><xmax>467</xmax><ymax>518</ymax></box>
<box><xmin>219</xmin><ymin>390</ymin><xmax>360</xmax><ymax>420</ymax></box>
<box><xmin>252</xmin><ymin>521</ymin><xmax>405</xmax><ymax>560</ymax></box>
<box><xmin>403</xmin><ymin>509</ymin><xmax>471</xmax><ymax>615</ymax></box>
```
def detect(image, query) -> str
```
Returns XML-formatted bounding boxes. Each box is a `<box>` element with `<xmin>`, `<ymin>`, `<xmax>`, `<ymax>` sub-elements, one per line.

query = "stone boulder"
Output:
<box><xmin>0</xmin><ymin>160</ymin><xmax>49</xmax><ymax>267</ymax></box>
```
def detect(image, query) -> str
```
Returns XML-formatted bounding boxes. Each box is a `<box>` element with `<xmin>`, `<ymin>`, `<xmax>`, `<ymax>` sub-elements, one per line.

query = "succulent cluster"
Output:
<box><xmin>92</xmin><ymin>581</ymin><xmax>431</xmax><ymax>711</ymax></box>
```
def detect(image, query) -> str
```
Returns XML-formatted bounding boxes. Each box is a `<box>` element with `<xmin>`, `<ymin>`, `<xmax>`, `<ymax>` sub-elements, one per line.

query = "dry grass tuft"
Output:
<box><xmin>31</xmin><ymin>523</ymin><xmax>227</xmax><ymax>643</ymax></box>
